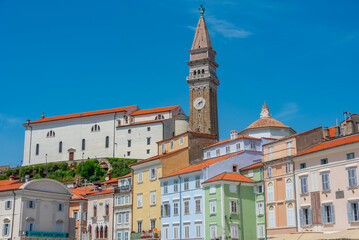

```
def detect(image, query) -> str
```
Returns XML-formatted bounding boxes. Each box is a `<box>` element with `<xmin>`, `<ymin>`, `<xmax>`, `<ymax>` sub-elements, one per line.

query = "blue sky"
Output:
<box><xmin>1</xmin><ymin>0</ymin><xmax>358</xmax><ymax>167</ymax></box>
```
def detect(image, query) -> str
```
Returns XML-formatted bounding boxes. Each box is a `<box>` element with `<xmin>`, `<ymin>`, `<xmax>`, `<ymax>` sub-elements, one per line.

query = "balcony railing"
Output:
<box><xmin>131</xmin><ymin>231</ymin><xmax>161</xmax><ymax>239</ymax></box>
<box><xmin>26</xmin><ymin>231</ymin><xmax>68</xmax><ymax>238</ymax></box>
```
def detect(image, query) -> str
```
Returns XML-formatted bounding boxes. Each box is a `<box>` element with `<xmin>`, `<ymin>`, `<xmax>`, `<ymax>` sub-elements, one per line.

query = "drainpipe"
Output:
<box><xmin>179</xmin><ymin>176</ymin><xmax>182</xmax><ymax>240</ymax></box>
<box><xmin>10</xmin><ymin>190</ymin><xmax>16</xmax><ymax>239</ymax></box>
<box><xmin>238</xmin><ymin>183</ymin><xmax>244</xmax><ymax>240</ymax></box>
<box><xmin>79</xmin><ymin>202</ymin><xmax>83</xmax><ymax>240</ymax></box>
<box><xmin>221</xmin><ymin>183</ymin><xmax>225</xmax><ymax>240</ymax></box>
<box><xmin>113</xmin><ymin>113</ymin><xmax>117</xmax><ymax>158</ymax></box>
<box><xmin>261</xmin><ymin>166</ymin><xmax>268</xmax><ymax>239</ymax></box>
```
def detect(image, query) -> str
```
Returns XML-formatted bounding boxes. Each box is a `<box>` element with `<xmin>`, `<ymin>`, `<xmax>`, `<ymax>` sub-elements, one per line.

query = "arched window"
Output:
<box><xmin>59</xmin><ymin>141</ymin><xmax>63</xmax><ymax>153</ymax></box>
<box><xmin>35</xmin><ymin>144</ymin><xmax>39</xmax><ymax>155</ymax></box>
<box><xmin>95</xmin><ymin>226</ymin><xmax>99</xmax><ymax>238</ymax></box>
<box><xmin>202</xmin><ymin>69</ymin><xmax>205</xmax><ymax>74</ymax></box>
<box><xmin>194</xmin><ymin>70</ymin><xmax>197</xmax><ymax>75</ymax></box>
<box><xmin>88</xmin><ymin>225</ymin><xmax>92</xmax><ymax>234</ymax></box>
<box><xmin>105</xmin><ymin>136</ymin><xmax>109</xmax><ymax>148</ymax></box>
<box><xmin>104</xmin><ymin>226</ymin><xmax>108</xmax><ymax>238</ymax></box>
<box><xmin>105</xmin><ymin>203</ymin><xmax>109</xmax><ymax>216</ymax></box>
<box><xmin>93</xmin><ymin>204</ymin><xmax>97</xmax><ymax>217</ymax></box>
<box><xmin>46</xmin><ymin>130</ymin><xmax>55</xmax><ymax>137</ymax></box>
<box><xmin>91</xmin><ymin>124</ymin><xmax>100</xmax><ymax>132</ymax></box>
<box><xmin>197</xmin><ymin>70</ymin><xmax>201</xmax><ymax>74</ymax></box>
<box><xmin>100</xmin><ymin>226</ymin><xmax>103</xmax><ymax>238</ymax></box>
<box><xmin>82</xmin><ymin>139</ymin><xmax>86</xmax><ymax>151</ymax></box>
<box><xmin>155</xmin><ymin>114</ymin><xmax>165</xmax><ymax>120</ymax></box>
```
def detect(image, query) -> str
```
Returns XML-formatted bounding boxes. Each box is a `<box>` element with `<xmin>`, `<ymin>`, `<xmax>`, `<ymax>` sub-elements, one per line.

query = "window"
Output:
<box><xmin>147</xmin><ymin>137</ymin><xmax>151</xmax><ymax>145</ymax></box>
<box><xmin>147</xmin><ymin>127</ymin><xmax>151</xmax><ymax>131</ymax></box>
<box><xmin>35</xmin><ymin>144</ymin><xmax>39</xmax><ymax>155</ymax></box>
<box><xmin>268</xmin><ymin>147</ymin><xmax>273</xmax><ymax>160</ymax></box>
<box><xmin>257</xmin><ymin>201</ymin><xmax>264</xmax><ymax>215</ymax></box>
<box><xmin>163</xmin><ymin>182</ymin><xmax>168</xmax><ymax>194</ymax></box>
<box><xmin>300</xmin><ymin>207</ymin><xmax>312</xmax><ymax>226</ymax></box>
<box><xmin>137</xmin><ymin>194</ymin><xmax>143</xmax><ymax>208</ymax></box>
<box><xmin>216</xmin><ymin>149</ymin><xmax>220</xmax><ymax>156</ymax></box>
<box><xmin>321</xmin><ymin>158</ymin><xmax>328</xmax><ymax>165</ymax></box>
<box><xmin>300</xmin><ymin>163</ymin><xmax>307</xmax><ymax>169</ymax></box>
<box><xmin>300</xmin><ymin>176</ymin><xmax>309</xmax><ymax>194</ymax></box>
<box><xmin>210</xmin><ymin>200</ymin><xmax>216</xmax><ymax>214</ymax></box>
<box><xmin>210</xmin><ymin>185</ymin><xmax>216</xmax><ymax>194</ymax></box>
<box><xmin>173</xmin><ymin>201</ymin><xmax>179</xmax><ymax>215</ymax></box>
<box><xmin>155</xmin><ymin>114</ymin><xmax>164</xmax><ymax>120</ymax></box>
<box><xmin>150</xmin><ymin>168</ymin><xmax>157</xmax><ymax>180</ymax></box>
<box><xmin>58</xmin><ymin>203</ymin><xmax>64</xmax><ymax>212</ymax></box>
<box><xmin>137</xmin><ymin>221</ymin><xmax>142</xmax><ymax>233</ymax></box>
<box><xmin>287</xmin><ymin>204</ymin><xmax>295</xmax><ymax>226</ymax></box>
<box><xmin>47</xmin><ymin>130</ymin><xmax>55</xmax><ymax>137</ymax></box>
<box><xmin>286</xmin><ymin>162</ymin><xmax>291</xmax><ymax>173</ymax></box>
<box><xmin>184</xmin><ymin>224</ymin><xmax>190</xmax><ymax>239</ymax></box>
<box><xmin>117</xmin><ymin>213</ymin><xmax>122</xmax><ymax>224</ymax></box>
<box><xmin>232</xmin><ymin>164</ymin><xmax>238</xmax><ymax>172</ymax></box>
<box><xmin>93</xmin><ymin>204</ymin><xmax>97</xmax><ymax>217</ymax></box>
<box><xmin>286</xmin><ymin>178</ymin><xmax>293</xmax><ymax>199</ymax></box>
<box><xmin>174</xmin><ymin>180</ymin><xmax>179</xmax><ymax>192</ymax></box>
<box><xmin>138</xmin><ymin>172</ymin><xmax>143</xmax><ymax>183</ymax></box>
<box><xmin>163</xmin><ymin>226</ymin><xmax>169</xmax><ymax>240</ymax></box>
<box><xmin>206</xmin><ymin>151</ymin><xmax>211</xmax><ymax>158</ymax></box>
<box><xmin>195</xmin><ymin>198</ymin><xmax>201</xmax><ymax>213</ymax></box>
<box><xmin>236</xmin><ymin>143</ymin><xmax>241</xmax><ymax>151</ymax></box>
<box><xmin>268</xmin><ymin>207</ymin><xmax>276</xmax><ymax>228</ymax></box>
<box><xmin>348</xmin><ymin>202</ymin><xmax>359</xmax><ymax>222</ymax></box>
<box><xmin>248</xmin><ymin>170</ymin><xmax>254</xmax><ymax>177</ymax></box>
<box><xmin>184</xmin><ymin>178</ymin><xmax>189</xmax><ymax>191</ymax></box>
<box><xmin>287</xmin><ymin>141</ymin><xmax>292</xmax><ymax>156</ymax></box>
<box><xmin>150</xmin><ymin>191</ymin><xmax>156</xmax><ymax>205</ymax></box>
<box><xmin>162</xmin><ymin>202</ymin><xmax>170</xmax><ymax>217</ymax></box>
<box><xmin>195</xmin><ymin>222</ymin><xmax>202</xmax><ymax>238</ymax></box>
<box><xmin>230</xmin><ymin>224</ymin><xmax>239</xmax><ymax>239</ymax></box>
<box><xmin>184</xmin><ymin>200</ymin><xmax>190</xmax><ymax>214</ymax></box>
<box><xmin>321</xmin><ymin>172</ymin><xmax>330</xmax><ymax>191</ymax></box>
<box><xmin>210</xmin><ymin>224</ymin><xmax>217</xmax><ymax>239</ymax></box>
<box><xmin>257</xmin><ymin>224</ymin><xmax>265</xmax><ymax>239</ymax></box>
<box><xmin>267</xmin><ymin>182</ymin><xmax>274</xmax><ymax>201</ymax></box>
<box><xmin>230</xmin><ymin>200</ymin><xmax>238</xmax><ymax>214</ymax></box>
<box><xmin>27</xmin><ymin>200</ymin><xmax>35</xmax><ymax>209</ymax></box>
<box><xmin>72</xmin><ymin>211</ymin><xmax>79</xmax><ymax>220</ymax></box>
<box><xmin>59</xmin><ymin>141</ymin><xmax>63</xmax><ymax>153</ymax></box>
<box><xmin>321</xmin><ymin>204</ymin><xmax>335</xmax><ymax>224</ymax></box>
<box><xmin>3</xmin><ymin>223</ymin><xmax>10</xmax><ymax>236</ymax></box>
<box><xmin>26</xmin><ymin>222</ymin><xmax>35</xmax><ymax>231</ymax></box>
<box><xmin>146</xmin><ymin>149</ymin><xmax>150</xmax><ymax>154</ymax></box>
<box><xmin>127</xmin><ymin>151</ymin><xmax>131</xmax><ymax>156</ymax></box>
<box><xmin>105</xmin><ymin>136</ymin><xmax>109</xmax><ymax>148</ymax></box>
<box><xmin>151</xmin><ymin>219</ymin><xmax>156</xmax><ymax>230</ymax></box>
<box><xmin>250</xmin><ymin>141</ymin><xmax>256</xmax><ymax>150</ymax></box>
<box><xmin>91</xmin><ymin>124</ymin><xmax>100</xmax><ymax>132</ymax></box>
<box><xmin>127</xmin><ymin>140</ymin><xmax>131</xmax><ymax>147</ymax></box>
<box><xmin>128</xmin><ymin>129</ymin><xmax>131</xmax><ymax>134</ymax></box>
<box><xmin>105</xmin><ymin>203</ymin><xmax>109</xmax><ymax>216</ymax></box>
<box><xmin>162</xmin><ymin>143</ymin><xmax>166</xmax><ymax>153</ymax></box>
<box><xmin>173</xmin><ymin>225</ymin><xmax>179</xmax><ymax>239</ymax></box>
<box><xmin>179</xmin><ymin>136</ymin><xmax>184</xmax><ymax>145</ymax></box>
<box><xmin>347</xmin><ymin>152</ymin><xmax>355</xmax><ymax>160</ymax></box>
<box><xmin>226</xmin><ymin>146</ymin><xmax>230</xmax><ymax>154</ymax></box>
<box><xmin>124</xmin><ymin>231</ymin><xmax>129</xmax><ymax>240</ymax></box>
<box><xmin>229</xmin><ymin>184</ymin><xmax>237</xmax><ymax>193</ymax></box>
<box><xmin>267</xmin><ymin>166</ymin><xmax>272</xmax><ymax>177</ymax></box>
<box><xmin>254</xmin><ymin>185</ymin><xmax>264</xmax><ymax>194</ymax></box>
<box><xmin>170</xmin><ymin>140</ymin><xmax>174</xmax><ymax>149</ymax></box>
<box><xmin>82</xmin><ymin>139</ymin><xmax>86</xmax><ymax>151</ymax></box>
<box><xmin>348</xmin><ymin>167</ymin><xmax>358</xmax><ymax>187</ymax></box>
<box><xmin>195</xmin><ymin>176</ymin><xmax>201</xmax><ymax>189</ymax></box>
<box><xmin>5</xmin><ymin>201</ymin><xmax>12</xmax><ymax>210</ymax></box>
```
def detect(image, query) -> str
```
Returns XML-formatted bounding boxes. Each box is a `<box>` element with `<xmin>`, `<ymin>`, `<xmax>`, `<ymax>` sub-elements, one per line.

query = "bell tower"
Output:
<box><xmin>187</xmin><ymin>5</ymin><xmax>219</xmax><ymax>137</ymax></box>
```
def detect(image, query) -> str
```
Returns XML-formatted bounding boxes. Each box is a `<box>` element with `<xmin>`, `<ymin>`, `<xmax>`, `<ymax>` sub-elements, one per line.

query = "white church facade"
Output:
<box><xmin>22</xmin><ymin>105</ymin><xmax>188</xmax><ymax>166</ymax></box>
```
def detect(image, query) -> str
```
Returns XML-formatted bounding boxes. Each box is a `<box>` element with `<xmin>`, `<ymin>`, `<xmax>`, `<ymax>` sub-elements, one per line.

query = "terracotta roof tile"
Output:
<box><xmin>0</xmin><ymin>183</ymin><xmax>24</xmax><ymax>192</ymax></box>
<box><xmin>161</xmin><ymin>152</ymin><xmax>244</xmax><ymax>179</ymax></box>
<box><xmin>130</xmin><ymin>106</ymin><xmax>179</xmax><ymax>116</ymax></box>
<box><xmin>100</xmin><ymin>178</ymin><xmax>119</xmax><ymax>185</ymax></box>
<box><xmin>130</xmin><ymin>148</ymin><xmax>189</xmax><ymax>167</ymax></box>
<box><xmin>118</xmin><ymin>173</ymin><xmax>132</xmax><ymax>179</ymax></box>
<box><xmin>241</xmin><ymin>162</ymin><xmax>262</xmax><ymax>171</ymax></box>
<box><xmin>87</xmin><ymin>188</ymin><xmax>115</xmax><ymax>196</ymax></box>
<box><xmin>0</xmin><ymin>180</ymin><xmax>20</xmax><ymax>186</ymax></box>
<box><xmin>329</xmin><ymin>127</ymin><xmax>336</xmax><ymax>138</ymax></box>
<box><xmin>245</xmin><ymin>118</ymin><xmax>291</xmax><ymax>130</ymax></box>
<box><xmin>204</xmin><ymin>135</ymin><xmax>260</xmax><ymax>149</ymax></box>
<box><xmin>30</xmin><ymin>106</ymin><xmax>137</xmax><ymax>124</ymax></box>
<box><xmin>296</xmin><ymin>133</ymin><xmax>359</xmax><ymax>157</ymax></box>
<box><xmin>202</xmin><ymin>172</ymin><xmax>255</xmax><ymax>184</ymax></box>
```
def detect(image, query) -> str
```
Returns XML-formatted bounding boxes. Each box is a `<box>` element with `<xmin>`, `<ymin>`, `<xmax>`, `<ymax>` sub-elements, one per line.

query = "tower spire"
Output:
<box><xmin>191</xmin><ymin>6</ymin><xmax>212</xmax><ymax>50</ymax></box>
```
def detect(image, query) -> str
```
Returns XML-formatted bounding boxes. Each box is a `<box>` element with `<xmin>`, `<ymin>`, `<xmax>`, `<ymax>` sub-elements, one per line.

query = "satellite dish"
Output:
<box><xmin>105</xmin><ymin>177</ymin><xmax>109</xmax><ymax>181</ymax></box>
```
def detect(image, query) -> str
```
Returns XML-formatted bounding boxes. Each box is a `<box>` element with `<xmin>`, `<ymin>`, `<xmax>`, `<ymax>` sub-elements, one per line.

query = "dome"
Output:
<box><xmin>245</xmin><ymin>118</ymin><xmax>290</xmax><ymax>130</ymax></box>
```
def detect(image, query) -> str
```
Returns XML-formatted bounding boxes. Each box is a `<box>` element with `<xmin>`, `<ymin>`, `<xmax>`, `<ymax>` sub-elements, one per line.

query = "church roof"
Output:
<box><xmin>29</xmin><ymin>105</ymin><xmax>137</xmax><ymax>124</ymax></box>
<box><xmin>245</xmin><ymin>118</ymin><xmax>291</xmax><ymax>130</ymax></box>
<box><xmin>191</xmin><ymin>16</ymin><xmax>212</xmax><ymax>50</ymax></box>
<box><xmin>130</xmin><ymin>106</ymin><xmax>179</xmax><ymax>116</ymax></box>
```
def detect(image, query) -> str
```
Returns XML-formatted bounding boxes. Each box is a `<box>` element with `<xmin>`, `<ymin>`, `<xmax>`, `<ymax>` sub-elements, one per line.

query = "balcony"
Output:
<box><xmin>118</xmin><ymin>185</ymin><xmax>131</xmax><ymax>192</ymax></box>
<box><xmin>26</xmin><ymin>231</ymin><xmax>68</xmax><ymax>238</ymax></box>
<box><xmin>131</xmin><ymin>231</ymin><xmax>160</xmax><ymax>239</ymax></box>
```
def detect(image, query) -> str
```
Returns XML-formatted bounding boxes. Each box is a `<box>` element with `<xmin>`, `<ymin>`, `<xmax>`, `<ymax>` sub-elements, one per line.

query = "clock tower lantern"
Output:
<box><xmin>187</xmin><ymin>6</ymin><xmax>219</xmax><ymax>137</ymax></box>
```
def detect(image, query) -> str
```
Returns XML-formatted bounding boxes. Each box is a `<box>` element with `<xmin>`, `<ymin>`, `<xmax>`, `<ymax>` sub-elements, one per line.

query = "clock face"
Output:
<box><xmin>193</xmin><ymin>97</ymin><xmax>206</xmax><ymax>110</ymax></box>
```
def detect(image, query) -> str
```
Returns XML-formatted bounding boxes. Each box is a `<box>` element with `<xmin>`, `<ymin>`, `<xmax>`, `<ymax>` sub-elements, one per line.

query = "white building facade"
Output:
<box><xmin>23</xmin><ymin>105</ymin><xmax>188</xmax><ymax>166</ymax></box>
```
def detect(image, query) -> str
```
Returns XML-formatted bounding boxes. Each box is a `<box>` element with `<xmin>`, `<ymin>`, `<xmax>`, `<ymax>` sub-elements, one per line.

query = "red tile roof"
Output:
<box><xmin>130</xmin><ymin>106</ymin><xmax>179</xmax><ymax>116</ymax></box>
<box><xmin>87</xmin><ymin>188</ymin><xmax>115</xmax><ymax>196</ymax></box>
<box><xmin>263</xmin><ymin>127</ymin><xmax>322</xmax><ymax>146</ymax></box>
<box><xmin>245</xmin><ymin>118</ymin><xmax>291</xmax><ymax>130</ymax></box>
<box><xmin>100</xmin><ymin>178</ymin><xmax>119</xmax><ymax>185</ymax></box>
<box><xmin>130</xmin><ymin>147</ymin><xmax>189</xmax><ymax>167</ymax></box>
<box><xmin>241</xmin><ymin>162</ymin><xmax>262</xmax><ymax>171</ymax></box>
<box><xmin>118</xmin><ymin>173</ymin><xmax>132</xmax><ymax>179</ymax></box>
<box><xmin>204</xmin><ymin>135</ymin><xmax>260</xmax><ymax>149</ymax></box>
<box><xmin>202</xmin><ymin>172</ymin><xmax>255</xmax><ymax>184</ymax></box>
<box><xmin>161</xmin><ymin>152</ymin><xmax>244</xmax><ymax>179</ymax></box>
<box><xmin>0</xmin><ymin>179</ymin><xmax>20</xmax><ymax>186</ymax></box>
<box><xmin>329</xmin><ymin>127</ymin><xmax>336</xmax><ymax>138</ymax></box>
<box><xmin>30</xmin><ymin>106</ymin><xmax>137</xmax><ymax>124</ymax></box>
<box><xmin>117</xmin><ymin>119</ymin><xmax>167</xmax><ymax>128</ymax></box>
<box><xmin>296</xmin><ymin>133</ymin><xmax>359</xmax><ymax>157</ymax></box>
<box><xmin>70</xmin><ymin>185</ymin><xmax>97</xmax><ymax>200</ymax></box>
<box><xmin>0</xmin><ymin>183</ymin><xmax>24</xmax><ymax>192</ymax></box>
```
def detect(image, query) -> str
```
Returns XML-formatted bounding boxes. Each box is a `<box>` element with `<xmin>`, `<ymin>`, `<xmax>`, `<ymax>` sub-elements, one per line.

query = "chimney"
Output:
<box><xmin>107</xmin><ymin>172</ymin><xmax>111</xmax><ymax>180</ymax></box>
<box><xmin>41</xmin><ymin>112</ymin><xmax>45</xmax><ymax>119</ymax></box>
<box><xmin>334</xmin><ymin>126</ymin><xmax>341</xmax><ymax>137</ymax></box>
<box><xmin>323</xmin><ymin>127</ymin><xmax>330</xmax><ymax>139</ymax></box>
<box><xmin>230</xmin><ymin>130</ymin><xmax>238</xmax><ymax>140</ymax></box>
<box><xmin>25</xmin><ymin>175</ymin><xmax>30</xmax><ymax>183</ymax></box>
<box><xmin>9</xmin><ymin>175</ymin><xmax>15</xmax><ymax>181</ymax></box>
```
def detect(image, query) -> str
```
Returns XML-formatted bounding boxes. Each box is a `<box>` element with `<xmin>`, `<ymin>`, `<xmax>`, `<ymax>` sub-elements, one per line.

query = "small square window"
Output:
<box><xmin>128</xmin><ymin>129</ymin><xmax>131</xmax><ymax>134</ymax></box>
<box><xmin>147</xmin><ymin>127</ymin><xmax>151</xmax><ymax>131</ymax></box>
<box><xmin>321</xmin><ymin>158</ymin><xmax>328</xmax><ymax>165</ymax></box>
<box><xmin>232</xmin><ymin>164</ymin><xmax>238</xmax><ymax>172</ymax></box>
<box><xmin>146</xmin><ymin>149</ymin><xmax>150</xmax><ymax>154</ymax></box>
<box><xmin>127</xmin><ymin>151</ymin><xmax>131</xmax><ymax>156</ymax></box>
<box><xmin>300</xmin><ymin>163</ymin><xmax>306</xmax><ymax>169</ymax></box>
<box><xmin>347</xmin><ymin>153</ymin><xmax>355</xmax><ymax>160</ymax></box>
<box><xmin>58</xmin><ymin>203</ymin><xmax>64</xmax><ymax>211</ymax></box>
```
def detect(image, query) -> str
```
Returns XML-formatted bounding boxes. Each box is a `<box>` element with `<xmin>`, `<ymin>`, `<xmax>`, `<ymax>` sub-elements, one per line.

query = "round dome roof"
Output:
<box><xmin>245</xmin><ymin>117</ymin><xmax>290</xmax><ymax>130</ymax></box>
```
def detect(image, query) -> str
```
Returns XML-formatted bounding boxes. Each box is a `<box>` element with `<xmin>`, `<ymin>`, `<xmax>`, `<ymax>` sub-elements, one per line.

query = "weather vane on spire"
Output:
<box><xmin>199</xmin><ymin>5</ymin><xmax>205</xmax><ymax>17</ymax></box>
